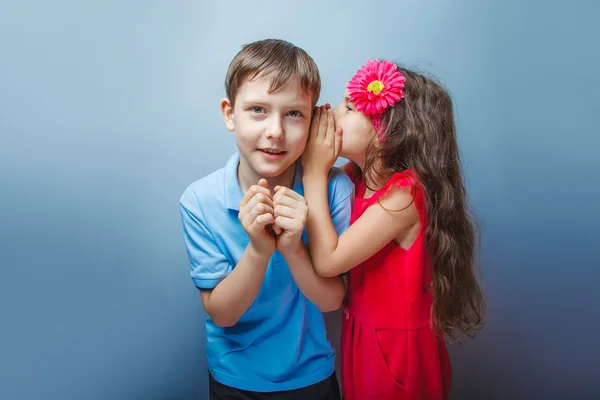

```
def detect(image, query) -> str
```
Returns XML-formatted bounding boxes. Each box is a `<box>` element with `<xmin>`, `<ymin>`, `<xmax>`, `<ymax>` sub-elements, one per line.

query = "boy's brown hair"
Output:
<box><xmin>225</xmin><ymin>39</ymin><xmax>321</xmax><ymax>108</ymax></box>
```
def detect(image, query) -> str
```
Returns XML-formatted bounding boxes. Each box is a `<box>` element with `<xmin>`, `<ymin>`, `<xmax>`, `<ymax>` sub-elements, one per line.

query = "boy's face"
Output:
<box><xmin>221</xmin><ymin>75</ymin><xmax>313</xmax><ymax>179</ymax></box>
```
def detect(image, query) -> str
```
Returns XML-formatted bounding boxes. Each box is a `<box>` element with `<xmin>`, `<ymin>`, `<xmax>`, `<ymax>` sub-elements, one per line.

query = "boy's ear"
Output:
<box><xmin>221</xmin><ymin>98</ymin><xmax>235</xmax><ymax>132</ymax></box>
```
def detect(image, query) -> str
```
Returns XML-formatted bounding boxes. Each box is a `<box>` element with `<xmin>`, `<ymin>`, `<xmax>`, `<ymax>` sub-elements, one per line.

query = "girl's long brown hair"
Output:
<box><xmin>360</xmin><ymin>66</ymin><xmax>485</xmax><ymax>342</ymax></box>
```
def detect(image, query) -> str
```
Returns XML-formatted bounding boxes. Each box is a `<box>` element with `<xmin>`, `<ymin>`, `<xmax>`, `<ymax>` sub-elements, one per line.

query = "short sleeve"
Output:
<box><xmin>328</xmin><ymin>167</ymin><xmax>355</xmax><ymax>236</ymax></box>
<box><xmin>180</xmin><ymin>192</ymin><xmax>233</xmax><ymax>290</ymax></box>
<box><xmin>366</xmin><ymin>170</ymin><xmax>424</xmax><ymax>212</ymax></box>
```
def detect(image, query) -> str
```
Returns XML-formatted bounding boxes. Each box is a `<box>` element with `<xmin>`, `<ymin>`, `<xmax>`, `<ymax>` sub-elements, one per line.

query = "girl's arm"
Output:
<box><xmin>301</xmin><ymin>107</ymin><xmax>419</xmax><ymax>277</ymax></box>
<box><xmin>303</xmin><ymin>173</ymin><xmax>419</xmax><ymax>277</ymax></box>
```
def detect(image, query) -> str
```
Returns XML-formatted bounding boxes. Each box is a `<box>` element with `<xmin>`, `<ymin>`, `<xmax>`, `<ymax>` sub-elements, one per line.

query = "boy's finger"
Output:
<box><xmin>274</xmin><ymin>216</ymin><xmax>301</xmax><ymax>233</ymax></box>
<box><xmin>239</xmin><ymin>188</ymin><xmax>254</xmax><ymax>208</ymax></box>
<box><xmin>274</xmin><ymin>205</ymin><xmax>296</xmax><ymax>219</ymax></box>
<box><xmin>239</xmin><ymin>184</ymin><xmax>271</xmax><ymax>207</ymax></box>
<box><xmin>253</xmin><ymin>212</ymin><xmax>275</xmax><ymax>229</ymax></box>
<box><xmin>243</xmin><ymin>192</ymin><xmax>274</xmax><ymax>216</ymax></box>
<box><xmin>244</xmin><ymin>202</ymin><xmax>274</xmax><ymax>226</ymax></box>
<box><xmin>273</xmin><ymin>193</ymin><xmax>302</xmax><ymax>209</ymax></box>
<box><xmin>274</xmin><ymin>187</ymin><xmax>305</xmax><ymax>203</ymax></box>
<box><xmin>253</xmin><ymin>185</ymin><xmax>272</xmax><ymax>199</ymax></box>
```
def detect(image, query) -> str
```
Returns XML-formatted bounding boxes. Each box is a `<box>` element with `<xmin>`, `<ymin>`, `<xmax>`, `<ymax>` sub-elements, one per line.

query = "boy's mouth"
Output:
<box><xmin>259</xmin><ymin>148</ymin><xmax>286</xmax><ymax>155</ymax></box>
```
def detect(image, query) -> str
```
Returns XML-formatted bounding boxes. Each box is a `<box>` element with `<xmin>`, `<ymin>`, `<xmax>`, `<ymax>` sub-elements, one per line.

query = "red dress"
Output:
<box><xmin>341</xmin><ymin>169</ymin><xmax>452</xmax><ymax>400</ymax></box>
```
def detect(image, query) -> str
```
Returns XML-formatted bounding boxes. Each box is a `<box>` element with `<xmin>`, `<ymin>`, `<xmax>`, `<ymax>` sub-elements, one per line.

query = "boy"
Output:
<box><xmin>179</xmin><ymin>39</ymin><xmax>354</xmax><ymax>399</ymax></box>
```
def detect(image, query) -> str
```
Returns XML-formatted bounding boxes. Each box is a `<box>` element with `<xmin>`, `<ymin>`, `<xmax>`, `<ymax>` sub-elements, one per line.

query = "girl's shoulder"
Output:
<box><xmin>383</xmin><ymin>170</ymin><xmax>420</xmax><ymax>191</ymax></box>
<box><xmin>367</xmin><ymin>170</ymin><xmax>425</xmax><ymax>212</ymax></box>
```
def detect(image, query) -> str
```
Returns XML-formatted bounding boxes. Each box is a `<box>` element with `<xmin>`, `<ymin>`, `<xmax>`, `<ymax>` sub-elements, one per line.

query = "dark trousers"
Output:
<box><xmin>208</xmin><ymin>372</ymin><xmax>341</xmax><ymax>400</ymax></box>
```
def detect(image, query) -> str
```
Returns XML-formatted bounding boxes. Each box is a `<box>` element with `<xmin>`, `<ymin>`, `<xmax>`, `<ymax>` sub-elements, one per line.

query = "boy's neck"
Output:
<box><xmin>237</xmin><ymin>158</ymin><xmax>297</xmax><ymax>194</ymax></box>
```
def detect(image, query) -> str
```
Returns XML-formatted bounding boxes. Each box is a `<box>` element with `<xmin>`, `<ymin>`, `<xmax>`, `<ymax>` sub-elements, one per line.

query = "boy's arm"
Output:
<box><xmin>180</xmin><ymin>180</ymin><xmax>276</xmax><ymax>327</ymax></box>
<box><xmin>273</xmin><ymin>176</ymin><xmax>352</xmax><ymax>312</ymax></box>
<box><xmin>200</xmin><ymin>244</ymin><xmax>270</xmax><ymax>327</ymax></box>
<box><xmin>281</xmin><ymin>241</ymin><xmax>346</xmax><ymax>312</ymax></box>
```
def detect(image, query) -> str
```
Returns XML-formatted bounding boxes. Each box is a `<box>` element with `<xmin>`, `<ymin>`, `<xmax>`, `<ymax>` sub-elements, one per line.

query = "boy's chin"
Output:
<box><xmin>253</xmin><ymin>165</ymin><xmax>289</xmax><ymax>178</ymax></box>
<box><xmin>250</xmin><ymin>160</ymin><xmax>295</xmax><ymax>178</ymax></box>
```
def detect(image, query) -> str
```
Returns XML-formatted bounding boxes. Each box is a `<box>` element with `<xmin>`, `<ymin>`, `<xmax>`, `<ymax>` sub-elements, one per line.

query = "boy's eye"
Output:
<box><xmin>288</xmin><ymin>110</ymin><xmax>302</xmax><ymax>118</ymax></box>
<box><xmin>251</xmin><ymin>106</ymin><xmax>265</xmax><ymax>113</ymax></box>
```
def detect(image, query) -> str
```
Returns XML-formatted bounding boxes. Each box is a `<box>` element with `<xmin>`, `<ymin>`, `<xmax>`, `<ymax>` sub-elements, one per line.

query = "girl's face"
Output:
<box><xmin>333</xmin><ymin>91</ymin><xmax>377</xmax><ymax>168</ymax></box>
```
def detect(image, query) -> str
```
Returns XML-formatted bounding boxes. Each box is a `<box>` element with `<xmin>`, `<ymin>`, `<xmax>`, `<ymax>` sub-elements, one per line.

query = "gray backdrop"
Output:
<box><xmin>1</xmin><ymin>0</ymin><xmax>598</xmax><ymax>399</ymax></box>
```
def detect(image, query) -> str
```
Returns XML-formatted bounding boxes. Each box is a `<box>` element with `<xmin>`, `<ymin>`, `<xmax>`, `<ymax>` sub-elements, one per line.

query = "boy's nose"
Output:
<box><xmin>266</xmin><ymin>117</ymin><xmax>284</xmax><ymax>140</ymax></box>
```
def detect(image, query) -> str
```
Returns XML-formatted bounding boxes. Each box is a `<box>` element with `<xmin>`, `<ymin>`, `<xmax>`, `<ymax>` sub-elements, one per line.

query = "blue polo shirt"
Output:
<box><xmin>179</xmin><ymin>152</ymin><xmax>354</xmax><ymax>392</ymax></box>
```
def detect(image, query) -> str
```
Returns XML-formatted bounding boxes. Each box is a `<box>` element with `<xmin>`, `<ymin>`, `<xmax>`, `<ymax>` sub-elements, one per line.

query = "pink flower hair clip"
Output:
<box><xmin>347</xmin><ymin>59</ymin><xmax>406</xmax><ymax>135</ymax></box>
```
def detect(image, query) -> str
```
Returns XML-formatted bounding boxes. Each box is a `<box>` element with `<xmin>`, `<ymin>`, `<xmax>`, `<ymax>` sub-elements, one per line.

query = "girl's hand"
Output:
<box><xmin>301</xmin><ymin>105</ymin><xmax>343</xmax><ymax>177</ymax></box>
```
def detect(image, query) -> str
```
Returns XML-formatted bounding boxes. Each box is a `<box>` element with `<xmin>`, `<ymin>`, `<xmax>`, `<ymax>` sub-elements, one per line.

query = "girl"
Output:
<box><xmin>300</xmin><ymin>60</ymin><xmax>486</xmax><ymax>399</ymax></box>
